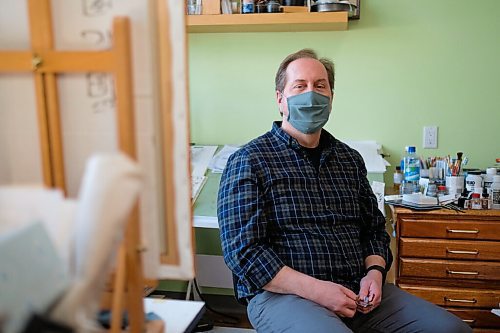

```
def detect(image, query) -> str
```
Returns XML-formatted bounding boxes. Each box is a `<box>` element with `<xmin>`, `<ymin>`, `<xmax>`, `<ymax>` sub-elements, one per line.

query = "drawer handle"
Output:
<box><xmin>462</xmin><ymin>319</ymin><xmax>476</xmax><ymax>324</ymax></box>
<box><xmin>444</xmin><ymin>297</ymin><xmax>477</xmax><ymax>304</ymax></box>
<box><xmin>446</xmin><ymin>228</ymin><xmax>479</xmax><ymax>234</ymax></box>
<box><xmin>446</xmin><ymin>270</ymin><xmax>479</xmax><ymax>276</ymax></box>
<box><xmin>446</xmin><ymin>249</ymin><xmax>479</xmax><ymax>255</ymax></box>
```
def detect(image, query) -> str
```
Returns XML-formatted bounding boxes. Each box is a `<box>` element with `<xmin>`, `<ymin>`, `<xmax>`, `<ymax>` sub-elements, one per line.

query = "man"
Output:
<box><xmin>217</xmin><ymin>49</ymin><xmax>471</xmax><ymax>332</ymax></box>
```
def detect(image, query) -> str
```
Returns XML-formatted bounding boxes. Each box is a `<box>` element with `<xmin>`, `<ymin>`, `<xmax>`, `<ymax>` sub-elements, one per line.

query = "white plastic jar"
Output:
<box><xmin>491</xmin><ymin>175</ymin><xmax>500</xmax><ymax>210</ymax></box>
<box><xmin>466</xmin><ymin>172</ymin><xmax>483</xmax><ymax>194</ymax></box>
<box><xmin>483</xmin><ymin>167</ymin><xmax>498</xmax><ymax>196</ymax></box>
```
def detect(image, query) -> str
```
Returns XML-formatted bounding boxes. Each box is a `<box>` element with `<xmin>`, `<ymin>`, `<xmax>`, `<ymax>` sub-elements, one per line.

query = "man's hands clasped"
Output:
<box><xmin>313</xmin><ymin>269</ymin><xmax>383</xmax><ymax>318</ymax></box>
<box><xmin>312</xmin><ymin>280</ymin><xmax>358</xmax><ymax>318</ymax></box>
<box><xmin>356</xmin><ymin>269</ymin><xmax>383</xmax><ymax>314</ymax></box>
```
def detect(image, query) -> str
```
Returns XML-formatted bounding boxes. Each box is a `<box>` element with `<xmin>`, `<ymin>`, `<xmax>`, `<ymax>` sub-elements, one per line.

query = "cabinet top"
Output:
<box><xmin>390</xmin><ymin>206</ymin><xmax>500</xmax><ymax>219</ymax></box>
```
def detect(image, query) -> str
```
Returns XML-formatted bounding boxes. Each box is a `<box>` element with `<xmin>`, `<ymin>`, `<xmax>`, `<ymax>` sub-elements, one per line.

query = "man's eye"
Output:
<box><xmin>293</xmin><ymin>85</ymin><xmax>304</xmax><ymax>89</ymax></box>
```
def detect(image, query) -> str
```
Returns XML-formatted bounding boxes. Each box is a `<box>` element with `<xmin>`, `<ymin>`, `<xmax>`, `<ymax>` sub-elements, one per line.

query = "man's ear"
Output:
<box><xmin>276</xmin><ymin>90</ymin><xmax>282</xmax><ymax>104</ymax></box>
<box><xmin>276</xmin><ymin>90</ymin><xmax>284</xmax><ymax>116</ymax></box>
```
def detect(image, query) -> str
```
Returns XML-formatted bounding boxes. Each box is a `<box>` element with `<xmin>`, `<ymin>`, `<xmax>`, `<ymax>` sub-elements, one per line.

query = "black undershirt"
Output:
<box><xmin>302</xmin><ymin>144</ymin><xmax>322</xmax><ymax>171</ymax></box>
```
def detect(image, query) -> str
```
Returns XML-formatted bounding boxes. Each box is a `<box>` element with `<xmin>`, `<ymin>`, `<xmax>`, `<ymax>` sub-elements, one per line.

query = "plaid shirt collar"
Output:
<box><xmin>270</xmin><ymin>120</ymin><xmax>338</xmax><ymax>159</ymax></box>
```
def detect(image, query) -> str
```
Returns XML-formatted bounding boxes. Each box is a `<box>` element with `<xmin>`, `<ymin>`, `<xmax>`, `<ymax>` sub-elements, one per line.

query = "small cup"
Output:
<box><xmin>446</xmin><ymin>176</ymin><xmax>464</xmax><ymax>196</ymax></box>
<box><xmin>231</xmin><ymin>0</ymin><xmax>239</xmax><ymax>13</ymax></box>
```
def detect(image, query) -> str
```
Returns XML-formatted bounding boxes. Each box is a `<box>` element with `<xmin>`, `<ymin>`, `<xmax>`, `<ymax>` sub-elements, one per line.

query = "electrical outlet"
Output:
<box><xmin>423</xmin><ymin>126</ymin><xmax>438</xmax><ymax>149</ymax></box>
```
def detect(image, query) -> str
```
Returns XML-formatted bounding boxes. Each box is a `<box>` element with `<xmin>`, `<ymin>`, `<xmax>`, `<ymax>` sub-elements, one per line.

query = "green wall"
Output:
<box><xmin>188</xmin><ymin>0</ymin><xmax>500</xmax><ymax>185</ymax></box>
<box><xmin>160</xmin><ymin>0</ymin><xmax>500</xmax><ymax>293</ymax></box>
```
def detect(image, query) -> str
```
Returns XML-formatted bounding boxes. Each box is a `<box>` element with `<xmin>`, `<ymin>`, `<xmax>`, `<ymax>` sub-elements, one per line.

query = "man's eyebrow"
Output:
<box><xmin>291</xmin><ymin>78</ymin><xmax>327</xmax><ymax>83</ymax></box>
<box><xmin>289</xmin><ymin>78</ymin><xmax>328</xmax><ymax>86</ymax></box>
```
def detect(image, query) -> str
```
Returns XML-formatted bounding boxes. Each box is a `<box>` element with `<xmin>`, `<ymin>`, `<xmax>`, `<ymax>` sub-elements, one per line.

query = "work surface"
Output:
<box><xmin>144</xmin><ymin>298</ymin><xmax>204</xmax><ymax>333</ymax></box>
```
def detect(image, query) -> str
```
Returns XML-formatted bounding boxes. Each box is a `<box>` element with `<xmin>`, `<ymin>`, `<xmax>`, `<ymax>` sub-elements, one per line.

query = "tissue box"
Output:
<box><xmin>202</xmin><ymin>0</ymin><xmax>221</xmax><ymax>14</ymax></box>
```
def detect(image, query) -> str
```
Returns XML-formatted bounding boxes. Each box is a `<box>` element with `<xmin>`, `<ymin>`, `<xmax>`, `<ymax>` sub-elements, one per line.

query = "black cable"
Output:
<box><xmin>192</xmin><ymin>278</ymin><xmax>240</xmax><ymax>325</ymax></box>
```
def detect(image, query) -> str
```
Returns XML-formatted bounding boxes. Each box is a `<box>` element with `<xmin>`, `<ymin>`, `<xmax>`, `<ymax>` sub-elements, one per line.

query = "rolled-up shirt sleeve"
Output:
<box><xmin>357</xmin><ymin>159</ymin><xmax>393</xmax><ymax>270</ymax></box>
<box><xmin>217</xmin><ymin>150</ymin><xmax>284</xmax><ymax>298</ymax></box>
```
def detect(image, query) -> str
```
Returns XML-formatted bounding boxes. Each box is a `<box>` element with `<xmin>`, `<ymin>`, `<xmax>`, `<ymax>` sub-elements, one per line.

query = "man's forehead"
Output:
<box><xmin>286</xmin><ymin>58</ymin><xmax>328</xmax><ymax>80</ymax></box>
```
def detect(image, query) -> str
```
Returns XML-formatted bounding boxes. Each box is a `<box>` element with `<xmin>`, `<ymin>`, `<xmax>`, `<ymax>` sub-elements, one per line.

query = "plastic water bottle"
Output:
<box><xmin>403</xmin><ymin>146</ymin><xmax>420</xmax><ymax>184</ymax></box>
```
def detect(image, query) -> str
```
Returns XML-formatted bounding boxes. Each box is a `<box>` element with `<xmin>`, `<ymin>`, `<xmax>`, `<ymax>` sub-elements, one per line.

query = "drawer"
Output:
<box><xmin>399</xmin><ymin>258</ymin><xmax>500</xmax><ymax>281</ymax></box>
<box><xmin>400</xmin><ymin>238</ymin><xmax>500</xmax><ymax>261</ymax></box>
<box><xmin>399</xmin><ymin>284</ymin><xmax>500</xmax><ymax>308</ymax></box>
<box><xmin>399</xmin><ymin>218</ymin><xmax>500</xmax><ymax>241</ymax></box>
<box><xmin>448</xmin><ymin>308</ymin><xmax>500</xmax><ymax>329</ymax></box>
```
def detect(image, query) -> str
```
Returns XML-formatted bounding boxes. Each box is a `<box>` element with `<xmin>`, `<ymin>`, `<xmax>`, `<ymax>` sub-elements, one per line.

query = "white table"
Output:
<box><xmin>144</xmin><ymin>298</ymin><xmax>205</xmax><ymax>333</ymax></box>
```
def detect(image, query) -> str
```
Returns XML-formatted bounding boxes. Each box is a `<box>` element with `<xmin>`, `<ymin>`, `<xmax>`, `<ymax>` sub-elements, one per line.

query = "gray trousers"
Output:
<box><xmin>247</xmin><ymin>284</ymin><xmax>472</xmax><ymax>333</ymax></box>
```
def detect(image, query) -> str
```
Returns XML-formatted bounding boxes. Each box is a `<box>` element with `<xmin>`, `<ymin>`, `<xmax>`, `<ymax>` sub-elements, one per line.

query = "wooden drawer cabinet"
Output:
<box><xmin>393</xmin><ymin>208</ymin><xmax>500</xmax><ymax>330</ymax></box>
<box><xmin>400</xmin><ymin>238</ymin><xmax>500</xmax><ymax>261</ymax></box>
<box><xmin>400</xmin><ymin>258</ymin><xmax>500</xmax><ymax>281</ymax></box>
<box><xmin>399</xmin><ymin>285</ymin><xmax>499</xmax><ymax>308</ymax></box>
<box><xmin>400</xmin><ymin>218</ymin><xmax>500</xmax><ymax>241</ymax></box>
<box><xmin>448</xmin><ymin>309</ymin><xmax>500</xmax><ymax>329</ymax></box>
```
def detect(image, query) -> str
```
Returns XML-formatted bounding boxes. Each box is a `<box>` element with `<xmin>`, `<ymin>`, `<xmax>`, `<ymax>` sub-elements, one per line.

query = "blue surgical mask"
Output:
<box><xmin>286</xmin><ymin>91</ymin><xmax>331</xmax><ymax>134</ymax></box>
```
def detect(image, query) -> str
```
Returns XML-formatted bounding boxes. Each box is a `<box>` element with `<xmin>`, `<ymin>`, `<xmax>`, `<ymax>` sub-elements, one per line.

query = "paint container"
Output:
<box><xmin>242</xmin><ymin>0</ymin><xmax>255</xmax><ymax>13</ymax></box>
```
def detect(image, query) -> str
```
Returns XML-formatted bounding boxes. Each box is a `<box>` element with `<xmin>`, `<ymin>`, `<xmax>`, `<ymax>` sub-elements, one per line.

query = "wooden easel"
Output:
<box><xmin>0</xmin><ymin>1</ymin><xmax>148</xmax><ymax>332</ymax></box>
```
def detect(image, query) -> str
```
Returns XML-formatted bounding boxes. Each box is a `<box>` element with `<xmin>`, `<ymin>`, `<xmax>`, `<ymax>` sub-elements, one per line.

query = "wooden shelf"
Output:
<box><xmin>187</xmin><ymin>12</ymin><xmax>348</xmax><ymax>33</ymax></box>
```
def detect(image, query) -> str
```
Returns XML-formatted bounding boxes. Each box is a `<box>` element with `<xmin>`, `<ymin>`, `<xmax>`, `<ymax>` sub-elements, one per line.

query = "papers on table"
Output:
<box><xmin>190</xmin><ymin>146</ymin><xmax>217</xmax><ymax>202</ymax></box>
<box><xmin>402</xmin><ymin>193</ymin><xmax>438</xmax><ymax>205</ymax></box>
<box><xmin>192</xmin><ymin>175</ymin><xmax>208</xmax><ymax>203</ymax></box>
<box><xmin>343</xmin><ymin>140</ymin><xmax>390</xmax><ymax>173</ymax></box>
<box><xmin>190</xmin><ymin>144</ymin><xmax>240</xmax><ymax>202</ymax></box>
<box><xmin>191</xmin><ymin>145</ymin><xmax>218</xmax><ymax>178</ymax></box>
<box><xmin>208</xmin><ymin>145</ymin><xmax>240</xmax><ymax>173</ymax></box>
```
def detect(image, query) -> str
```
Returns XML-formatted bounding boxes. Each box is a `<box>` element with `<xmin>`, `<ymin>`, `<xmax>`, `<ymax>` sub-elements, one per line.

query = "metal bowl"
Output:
<box><xmin>283</xmin><ymin>0</ymin><xmax>305</xmax><ymax>6</ymax></box>
<box><xmin>310</xmin><ymin>1</ymin><xmax>355</xmax><ymax>13</ymax></box>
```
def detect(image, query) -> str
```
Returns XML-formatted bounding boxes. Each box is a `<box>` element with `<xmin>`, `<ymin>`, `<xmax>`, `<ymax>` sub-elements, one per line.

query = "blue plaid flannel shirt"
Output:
<box><xmin>217</xmin><ymin>122</ymin><xmax>392</xmax><ymax>301</ymax></box>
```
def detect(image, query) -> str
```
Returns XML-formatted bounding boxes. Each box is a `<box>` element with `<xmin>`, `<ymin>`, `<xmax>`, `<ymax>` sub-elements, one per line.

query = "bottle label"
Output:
<box><xmin>492</xmin><ymin>189</ymin><xmax>500</xmax><ymax>207</ymax></box>
<box><xmin>404</xmin><ymin>166</ymin><xmax>419</xmax><ymax>181</ymax></box>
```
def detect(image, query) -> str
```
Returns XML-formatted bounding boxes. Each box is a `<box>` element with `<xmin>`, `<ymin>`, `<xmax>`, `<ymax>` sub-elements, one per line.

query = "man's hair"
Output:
<box><xmin>275</xmin><ymin>48</ymin><xmax>335</xmax><ymax>93</ymax></box>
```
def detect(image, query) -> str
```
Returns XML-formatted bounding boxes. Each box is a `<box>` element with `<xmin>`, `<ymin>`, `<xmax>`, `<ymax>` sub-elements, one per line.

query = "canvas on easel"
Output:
<box><xmin>0</xmin><ymin>0</ymin><xmax>195</xmax><ymax>331</ymax></box>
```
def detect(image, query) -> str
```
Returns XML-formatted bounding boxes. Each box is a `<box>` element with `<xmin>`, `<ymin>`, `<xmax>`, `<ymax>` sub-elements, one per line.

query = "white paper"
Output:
<box><xmin>370</xmin><ymin>181</ymin><xmax>386</xmax><ymax>216</ymax></box>
<box><xmin>344</xmin><ymin>140</ymin><xmax>389</xmax><ymax>173</ymax></box>
<box><xmin>144</xmin><ymin>298</ymin><xmax>204</xmax><ymax>333</ymax></box>
<box><xmin>208</xmin><ymin>145</ymin><xmax>240</xmax><ymax>173</ymax></box>
<box><xmin>191</xmin><ymin>175</ymin><xmax>207</xmax><ymax>202</ymax></box>
<box><xmin>191</xmin><ymin>145</ymin><xmax>218</xmax><ymax>177</ymax></box>
<box><xmin>402</xmin><ymin>193</ymin><xmax>438</xmax><ymax>205</ymax></box>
